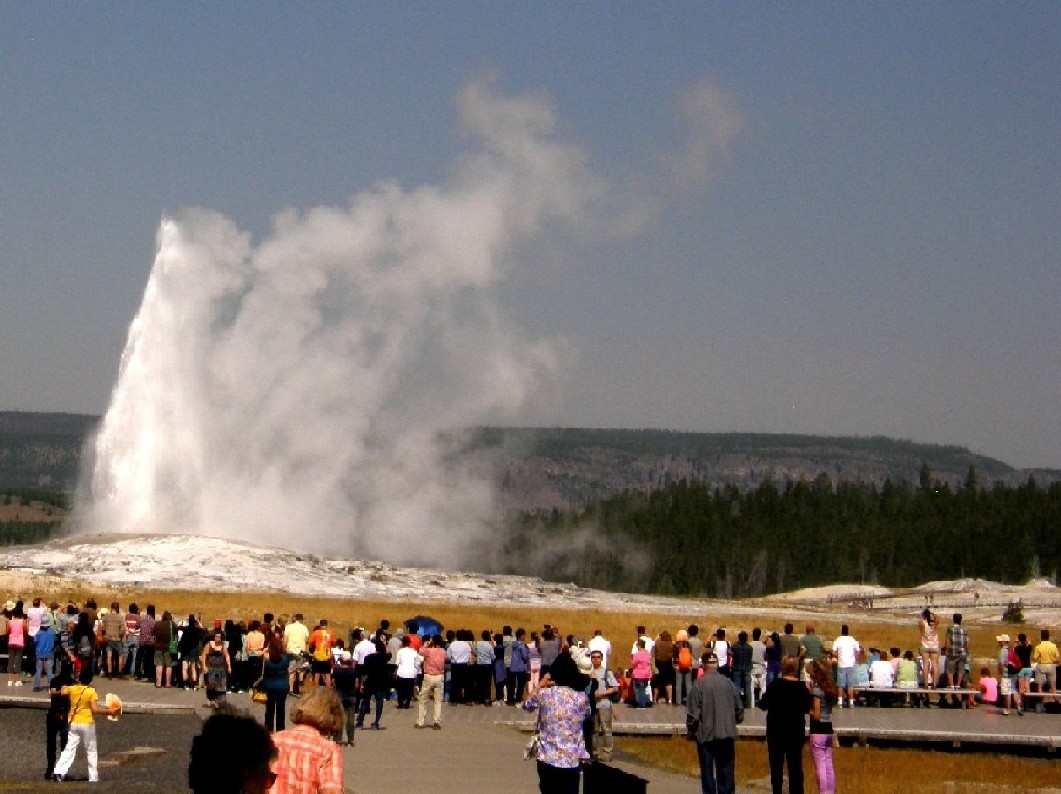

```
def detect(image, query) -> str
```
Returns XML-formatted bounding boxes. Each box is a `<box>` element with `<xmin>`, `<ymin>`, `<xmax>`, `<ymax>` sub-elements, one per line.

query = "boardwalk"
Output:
<box><xmin>2</xmin><ymin>681</ymin><xmax>1058</xmax><ymax>793</ymax></box>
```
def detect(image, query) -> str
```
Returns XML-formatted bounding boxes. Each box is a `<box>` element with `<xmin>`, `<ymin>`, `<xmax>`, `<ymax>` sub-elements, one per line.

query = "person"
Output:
<box><xmin>974</xmin><ymin>666</ymin><xmax>998</xmax><ymax>707</ymax></box>
<box><xmin>654</xmin><ymin>629</ymin><xmax>675</xmax><ymax>704</ymax></box>
<box><xmin>153</xmin><ymin>610</ymin><xmax>174</xmax><ymax>688</ymax></box>
<box><xmin>588</xmin><ymin>648</ymin><xmax>618</xmax><ymax>761</ymax></box>
<box><xmin>283</xmin><ymin>614</ymin><xmax>310</xmax><ymax>694</ymax></box>
<box><xmin>587</xmin><ymin>628</ymin><xmax>612</xmax><ymax>670</ymax></box>
<box><xmin>51</xmin><ymin>666</ymin><xmax>121</xmax><ymax>783</ymax></box>
<box><xmin>730</xmin><ymin>631</ymin><xmax>753</xmax><ymax>707</ymax></box>
<box><xmin>121</xmin><ymin>604</ymin><xmax>141</xmax><ymax>677</ymax></box>
<box><xmin>475</xmin><ymin>629</ymin><xmax>496</xmax><ymax>704</ymax></box>
<box><xmin>416</xmin><ymin>633</ymin><xmax>447</xmax><ymax>729</ymax></box>
<box><xmin>944</xmin><ymin>613</ymin><xmax>969</xmax><ymax>688</ymax></box>
<box><xmin>800</xmin><ymin>626</ymin><xmax>822</xmax><ymax>679</ymax></box>
<box><xmin>355</xmin><ymin>637</ymin><xmax>391</xmax><ymax>730</ymax></box>
<box><xmin>764</xmin><ymin>632</ymin><xmax>782</xmax><ymax>689</ymax></box>
<box><xmin>271</xmin><ymin>687</ymin><xmax>344</xmax><ymax>794</ymax></box>
<box><xmin>630</xmin><ymin>638</ymin><xmax>653</xmax><ymax>708</ymax></box>
<box><xmin>189</xmin><ymin>707</ymin><xmax>278</xmax><ymax>794</ymax></box>
<box><xmin>687</xmin><ymin>652</ymin><xmax>744</xmax><ymax>794</ymax></box>
<box><xmin>394</xmin><ymin>634</ymin><xmax>419</xmax><ymax>709</ymax></box>
<box><xmin>759</xmin><ymin>656</ymin><xmax>812</xmax><ymax>794</ymax></box>
<box><xmin>538</xmin><ymin>628</ymin><xmax>561</xmax><ymax>680</ymax></box>
<box><xmin>918</xmin><ymin>608</ymin><xmax>941</xmax><ymax>689</ymax></box>
<box><xmin>201</xmin><ymin>629</ymin><xmax>231</xmax><ymax>709</ymax></box>
<box><xmin>6</xmin><ymin>602</ymin><xmax>26</xmax><ymax>686</ymax></box>
<box><xmin>332</xmin><ymin>651</ymin><xmax>357</xmax><ymax>745</ymax></box>
<box><xmin>996</xmin><ymin>634</ymin><xmax>1022</xmax><ymax>716</ymax></box>
<box><xmin>750</xmin><ymin>628</ymin><xmax>766</xmax><ymax>705</ymax></box>
<box><xmin>1031</xmin><ymin>629</ymin><xmax>1059</xmax><ymax>704</ymax></box>
<box><xmin>522</xmin><ymin>651</ymin><xmax>590</xmax><ymax>794</ymax></box>
<box><xmin>832</xmin><ymin>625</ymin><xmax>860</xmax><ymax>708</ymax></box>
<box><xmin>262</xmin><ymin>634</ymin><xmax>294</xmax><ymax>733</ymax></box>
<box><xmin>674</xmin><ymin>629</ymin><xmax>694</xmax><ymax>705</ymax></box>
<box><xmin>807</xmin><ymin>659</ymin><xmax>836</xmax><ymax>794</ymax></box>
<box><xmin>136</xmin><ymin>605</ymin><xmax>156</xmax><ymax>681</ymax></box>
<box><xmin>508</xmin><ymin>628</ymin><xmax>530</xmax><ymax>704</ymax></box>
<box><xmin>71</xmin><ymin>612</ymin><xmax>96</xmax><ymax>678</ymax></box>
<box><xmin>45</xmin><ymin>658</ymin><xmax>75</xmax><ymax>780</ymax></box>
<box><xmin>179</xmin><ymin>615</ymin><xmax>204</xmax><ymax>690</ymax></box>
<box><xmin>1014</xmin><ymin>633</ymin><xmax>1034</xmax><ymax>702</ymax></box>
<box><xmin>245</xmin><ymin>619</ymin><xmax>267</xmax><ymax>692</ymax></box>
<box><xmin>100</xmin><ymin>601</ymin><xmax>125</xmax><ymax>678</ymax></box>
<box><xmin>33</xmin><ymin>619</ymin><xmax>57</xmax><ymax>692</ymax></box>
<box><xmin>869</xmin><ymin>649</ymin><xmax>894</xmax><ymax>689</ymax></box>
<box><xmin>308</xmin><ymin>619</ymin><xmax>335</xmax><ymax>688</ymax></box>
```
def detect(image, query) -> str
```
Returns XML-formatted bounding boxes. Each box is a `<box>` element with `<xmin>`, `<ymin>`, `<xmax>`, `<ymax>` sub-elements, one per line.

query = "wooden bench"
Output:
<box><xmin>851</xmin><ymin>685</ymin><xmax>979</xmax><ymax>708</ymax></box>
<box><xmin>1021</xmin><ymin>690</ymin><xmax>1060</xmax><ymax>713</ymax></box>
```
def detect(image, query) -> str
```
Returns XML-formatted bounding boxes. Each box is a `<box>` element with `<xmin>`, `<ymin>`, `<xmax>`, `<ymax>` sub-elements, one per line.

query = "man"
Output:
<box><xmin>800</xmin><ymin>625</ymin><xmax>822</xmax><ymax>678</ymax></box>
<box><xmin>749</xmin><ymin>628</ymin><xmax>766</xmax><ymax>705</ymax></box>
<box><xmin>587</xmin><ymin>629</ymin><xmax>612</xmax><ymax>671</ymax></box>
<box><xmin>588</xmin><ymin>649</ymin><xmax>618</xmax><ymax>761</ymax></box>
<box><xmin>996</xmin><ymin>634</ymin><xmax>1022</xmax><ymax>715</ymax></box>
<box><xmin>832</xmin><ymin>625</ymin><xmax>861</xmax><ymax>708</ymax></box>
<box><xmin>309</xmin><ymin>619</ymin><xmax>335</xmax><ymax>687</ymax></box>
<box><xmin>416</xmin><ymin>635</ymin><xmax>447</xmax><ymax>729</ymax></box>
<box><xmin>26</xmin><ymin>597</ymin><xmax>50</xmax><ymax>675</ymax></box>
<box><xmin>136</xmin><ymin>606</ymin><xmax>156</xmax><ymax>681</ymax></box>
<box><xmin>283</xmin><ymin>613</ymin><xmax>310</xmax><ymax>694</ymax></box>
<box><xmin>100</xmin><ymin>603</ymin><xmax>125</xmax><ymax>678</ymax></box>
<box><xmin>687</xmin><ymin>653</ymin><xmax>744</xmax><ymax>794</ymax></box>
<box><xmin>1031</xmin><ymin>629</ymin><xmax>1059</xmax><ymax>704</ymax></box>
<box><xmin>122</xmin><ymin>604</ymin><xmax>141</xmax><ymax>678</ymax></box>
<box><xmin>729</xmin><ymin>631</ymin><xmax>753</xmax><ymax>707</ymax></box>
<box><xmin>944</xmin><ymin>613</ymin><xmax>969</xmax><ymax>689</ymax></box>
<box><xmin>778</xmin><ymin>623</ymin><xmax>802</xmax><ymax>661</ymax></box>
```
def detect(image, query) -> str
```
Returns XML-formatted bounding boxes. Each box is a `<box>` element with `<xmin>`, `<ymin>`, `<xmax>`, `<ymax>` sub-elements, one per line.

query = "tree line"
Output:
<box><xmin>503</xmin><ymin>466</ymin><xmax>1060</xmax><ymax>598</ymax></box>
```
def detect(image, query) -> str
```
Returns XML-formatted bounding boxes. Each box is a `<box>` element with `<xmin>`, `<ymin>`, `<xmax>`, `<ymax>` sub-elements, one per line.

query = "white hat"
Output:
<box><xmin>996</xmin><ymin>634</ymin><xmax>1011</xmax><ymax>643</ymax></box>
<box><xmin>576</xmin><ymin>654</ymin><xmax>593</xmax><ymax>674</ymax></box>
<box><xmin>340</xmin><ymin>651</ymin><xmax>352</xmax><ymax>663</ymax></box>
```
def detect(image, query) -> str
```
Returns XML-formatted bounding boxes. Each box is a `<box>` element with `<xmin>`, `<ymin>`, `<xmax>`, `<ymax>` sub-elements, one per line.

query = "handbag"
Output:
<box><xmin>523</xmin><ymin>712</ymin><xmax>541</xmax><ymax>760</ymax></box>
<box><xmin>252</xmin><ymin>687</ymin><xmax>268</xmax><ymax>704</ymax></box>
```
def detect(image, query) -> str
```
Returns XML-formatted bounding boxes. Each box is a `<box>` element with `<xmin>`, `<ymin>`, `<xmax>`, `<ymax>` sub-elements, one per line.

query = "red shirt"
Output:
<box><xmin>419</xmin><ymin>646</ymin><xmax>447</xmax><ymax>676</ymax></box>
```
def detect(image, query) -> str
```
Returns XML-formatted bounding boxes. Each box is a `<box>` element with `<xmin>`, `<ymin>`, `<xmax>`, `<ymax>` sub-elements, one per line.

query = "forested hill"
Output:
<box><xmin>460</xmin><ymin>427</ymin><xmax>1058</xmax><ymax>513</ymax></box>
<box><xmin>1</xmin><ymin>411</ymin><xmax>1058</xmax><ymax>507</ymax></box>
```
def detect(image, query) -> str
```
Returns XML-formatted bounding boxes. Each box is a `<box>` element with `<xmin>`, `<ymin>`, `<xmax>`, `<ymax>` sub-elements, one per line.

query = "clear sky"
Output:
<box><xmin>3</xmin><ymin>4</ymin><xmax>1058</xmax><ymax>469</ymax></box>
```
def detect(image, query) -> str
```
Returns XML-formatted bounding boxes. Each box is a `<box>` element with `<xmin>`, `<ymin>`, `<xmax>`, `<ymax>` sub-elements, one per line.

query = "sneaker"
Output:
<box><xmin>432</xmin><ymin>723</ymin><xmax>442</xmax><ymax>730</ymax></box>
<box><xmin>414</xmin><ymin>723</ymin><xmax>423</xmax><ymax>729</ymax></box>
<box><xmin>13</xmin><ymin>681</ymin><xmax>22</xmax><ymax>687</ymax></box>
<box><xmin>53</xmin><ymin>774</ymin><xmax>64</xmax><ymax>782</ymax></box>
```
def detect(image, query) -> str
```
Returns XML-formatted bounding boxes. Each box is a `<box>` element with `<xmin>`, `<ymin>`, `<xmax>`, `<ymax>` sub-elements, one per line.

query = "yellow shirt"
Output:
<box><xmin>1032</xmin><ymin>640</ymin><xmax>1060</xmax><ymax>666</ymax></box>
<box><xmin>67</xmin><ymin>684</ymin><xmax>98</xmax><ymax>726</ymax></box>
<box><xmin>284</xmin><ymin>622</ymin><xmax>310</xmax><ymax>655</ymax></box>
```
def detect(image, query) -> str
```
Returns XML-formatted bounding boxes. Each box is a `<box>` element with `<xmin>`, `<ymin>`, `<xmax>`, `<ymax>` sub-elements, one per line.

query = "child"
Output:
<box><xmin>975</xmin><ymin>666</ymin><xmax>998</xmax><ymax>708</ymax></box>
<box><xmin>45</xmin><ymin>659</ymin><xmax>75</xmax><ymax>780</ymax></box>
<box><xmin>51</xmin><ymin>667</ymin><xmax>120</xmax><ymax>783</ymax></box>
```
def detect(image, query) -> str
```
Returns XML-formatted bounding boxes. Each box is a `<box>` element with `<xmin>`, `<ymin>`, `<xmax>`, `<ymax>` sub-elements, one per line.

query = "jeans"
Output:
<box><xmin>336</xmin><ymin>698</ymin><xmax>357</xmax><ymax>743</ymax></box>
<box><xmin>54</xmin><ymin>723</ymin><xmax>98</xmax><ymax>782</ymax></box>
<box><xmin>633</xmin><ymin>678</ymin><xmax>649</xmax><ymax>707</ymax></box>
<box><xmin>809</xmin><ymin>734</ymin><xmax>835</xmax><ymax>794</ymax></box>
<box><xmin>677</xmin><ymin>669</ymin><xmax>694</xmax><ymax>704</ymax></box>
<box><xmin>264</xmin><ymin>690</ymin><xmax>287</xmax><ymax>732</ymax></box>
<box><xmin>34</xmin><ymin>655</ymin><xmax>54</xmax><ymax>691</ymax></box>
<box><xmin>732</xmin><ymin>671</ymin><xmax>752</xmax><ymax>707</ymax></box>
<box><xmin>535</xmin><ymin>760</ymin><xmax>580</xmax><ymax>794</ymax></box>
<box><xmin>696</xmin><ymin>738</ymin><xmax>735</xmax><ymax>794</ymax></box>
<box><xmin>357</xmin><ymin>691</ymin><xmax>385</xmax><ymax>726</ymax></box>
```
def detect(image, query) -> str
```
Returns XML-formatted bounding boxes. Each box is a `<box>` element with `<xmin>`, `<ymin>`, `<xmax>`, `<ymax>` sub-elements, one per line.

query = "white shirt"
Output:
<box><xmin>632</xmin><ymin>635</ymin><xmax>655</xmax><ymax>657</ymax></box>
<box><xmin>395</xmin><ymin>646</ymin><xmax>421</xmax><ymax>678</ymax></box>
<box><xmin>587</xmin><ymin>635</ymin><xmax>612</xmax><ymax>668</ymax></box>
<box><xmin>870</xmin><ymin>659</ymin><xmax>894</xmax><ymax>687</ymax></box>
<box><xmin>353</xmin><ymin>638</ymin><xmax>377</xmax><ymax>666</ymax></box>
<box><xmin>833</xmin><ymin>635</ymin><xmax>861</xmax><ymax>668</ymax></box>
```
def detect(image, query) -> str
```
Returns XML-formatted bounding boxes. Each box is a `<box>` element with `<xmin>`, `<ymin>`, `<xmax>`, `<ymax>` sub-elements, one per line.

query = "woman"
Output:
<box><xmin>224</xmin><ymin>619</ymin><xmax>245</xmax><ymax>693</ymax></box>
<box><xmin>189</xmin><ymin>710</ymin><xmax>278</xmax><ymax>794</ymax></box>
<box><xmin>521</xmin><ymin>651</ymin><xmax>590</xmax><ymax>794</ymax></box>
<box><xmin>807</xmin><ymin>659</ymin><xmax>837</xmax><ymax>794</ymax></box>
<box><xmin>673</xmin><ymin>629</ymin><xmax>694</xmax><ymax>705</ymax></box>
<box><xmin>538</xmin><ymin>629</ymin><xmax>561</xmax><ymax>679</ymax></box>
<box><xmin>200</xmin><ymin>629</ymin><xmax>231</xmax><ymax>709</ymax></box>
<box><xmin>272</xmin><ymin>687</ymin><xmax>344</xmax><ymax>794</ymax></box>
<box><xmin>527</xmin><ymin>632</ymin><xmax>542</xmax><ymax>694</ymax></box>
<box><xmin>262</xmin><ymin>634</ymin><xmax>293</xmax><ymax>732</ymax></box>
<box><xmin>919</xmin><ymin>608</ymin><xmax>940</xmax><ymax>688</ymax></box>
<box><xmin>758</xmin><ymin>655</ymin><xmax>812</xmax><ymax>794</ymax></box>
<box><xmin>51</xmin><ymin>667</ymin><xmax>121</xmax><ymax>783</ymax></box>
<box><xmin>394</xmin><ymin>633</ymin><xmax>420</xmax><ymax>709</ymax></box>
<box><xmin>654</xmin><ymin>629</ymin><xmax>675</xmax><ymax>704</ymax></box>
<box><xmin>475</xmin><ymin>629</ymin><xmax>496</xmax><ymax>705</ymax></box>
<box><xmin>630</xmin><ymin>639</ymin><xmax>653</xmax><ymax>708</ymax></box>
<box><xmin>5</xmin><ymin>602</ymin><xmax>26</xmax><ymax>686</ymax></box>
<box><xmin>1015</xmin><ymin>632</ymin><xmax>1035</xmax><ymax>701</ymax></box>
<box><xmin>153</xmin><ymin>611</ymin><xmax>175</xmax><ymax>688</ymax></box>
<box><xmin>179</xmin><ymin>615</ymin><xmax>204</xmax><ymax>690</ymax></box>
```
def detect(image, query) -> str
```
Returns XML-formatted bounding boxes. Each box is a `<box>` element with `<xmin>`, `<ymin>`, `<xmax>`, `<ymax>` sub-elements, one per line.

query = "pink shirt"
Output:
<box><xmin>631</xmin><ymin>649</ymin><xmax>652</xmax><ymax>681</ymax></box>
<box><xmin>7</xmin><ymin>618</ymin><xmax>25</xmax><ymax>648</ymax></box>
<box><xmin>419</xmin><ymin>646</ymin><xmax>447</xmax><ymax>676</ymax></box>
<box><xmin>979</xmin><ymin>676</ymin><xmax>998</xmax><ymax>702</ymax></box>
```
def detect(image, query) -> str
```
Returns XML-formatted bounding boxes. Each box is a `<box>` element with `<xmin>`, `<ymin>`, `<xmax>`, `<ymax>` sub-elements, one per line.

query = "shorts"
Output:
<box><xmin>920</xmin><ymin>647</ymin><xmax>940</xmax><ymax>657</ymax></box>
<box><xmin>944</xmin><ymin>656</ymin><xmax>965</xmax><ymax>676</ymax></box>
<box><xmin>1018</xmin><ymin>667</ymin><xmax>1034</xmax><ymax>679</ymax></box>
<box><xmin>837</xmin><ymin>666</ymin><xmax>855</xmax><ymax>690</ymax></box>
<box><xmin>310</xmin><ymin>659</ymin><xmax>331</xmax><ymax>674</ymax></box>
<box><xmin>999</xmin><ymin>676</ymin><xmax>1016</xmax><ymax>696</ymax></box>
<box><xmin>7</xmin><ymin>648</ymin><xmax>23</xmax><ymax>674</ymax></box>
<box><xmin>107</xmin><ymin>640</ymin><xmax>123</xmax><ymax>653</ymax></box>
<box><xmin>154</xmin><ymin>650</ymin><xmax>173</xmax><ymax>668</ymax></box>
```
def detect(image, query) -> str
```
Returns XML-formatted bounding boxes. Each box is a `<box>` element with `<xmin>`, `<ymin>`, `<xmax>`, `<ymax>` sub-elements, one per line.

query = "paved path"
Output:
<box><xmin>3</xmin><ymin>678</ymin><xmax>1058</xmax><ymax>793</ymax></box>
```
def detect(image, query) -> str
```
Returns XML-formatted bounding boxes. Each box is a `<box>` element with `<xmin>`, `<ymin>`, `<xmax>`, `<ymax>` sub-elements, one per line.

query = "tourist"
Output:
<box><xmin>730</xmin><ymin>631</ymin><xmax>753</xmax><ymax>707</ymax></box>
<box><xmin>588</xmin><ymin>648</ymin><xmax>619</xmax><ymax>761</ymax></box>
<box><xmin>416</xmin><ymin>633</ymin><xmax>447</xmax><ymax>729</ymax></box>
<box><xmin>1031</xmin><ymin>629</ymin><xmax>1059</xmax><ymax>704</ymax></box>
<box><xmin>749</xmin><ymin>628</ymin><xmax>766</xmax><ymax>705</ymax></box>
<box><xmin>179</xmin><ymin>615</ymin><xmax>204</xmax><ymax>689</ymax></box>
<box><xmin>522</xmin><ymin>651</ymin><xmax>590</xmax><ymax>794</ymax></box>
<box><xmin>654</xmin><ymin>629</ymin><xmax>675</xmax><ymax>704</ymax></box>
<box><xmin>201</xmin><ymin>629</ymin><xmax>231</xmax><ymax>709</ymax></box>
<box><xmin>475</xmin><ymin>629</ymin><xmax>496</xmax><ymax>705</ymax></box>
<box><xmin>975</xmin><ymin>666</ymin><xmax>998</xmax><ymax>707</ymax></box>
<box><xmin>687</xmin><ymin>652</ymin><xmax>743</xmax><ymax>794</ymax></box>
<box><xmin>394</xmin><ymin>634</ymin><xmax>420</xmax><ymax>709</ymax></box>
<box><xmin>759</xmin><ymin>655</ymin><xmax>812</xmax><ymax>794</ymax></box>
<box><xmin>153</xmin><ymin>610</ymin><xmax>174</xmax><ymax>688</ymax></box>
<box><xmin>944</xmin><ymin>613</ymin><xmax>968</xmax><ymax>688</ymax></box>
<box><xmin>807</xmin><ymin>659</ymin><xmax>836</xmax><ymax>794</ymax></box>
<box><xmin>189</xmin><ymin>708</ymin><xmax>278</xmax><ymax>794</ymax></box>
<box><xmin>355</xmin><ymin>637</ymin><xmax>391</xmax><ymax>730</ymax></box>
<box><xmin>271</xmin><ymin>687</ymin><xmax>344</xmax><ymax>794</ymax></box>
<box><xmin>832</xmin><ymin>625</ymin><xmax>860</xmax><ymax>708</ymax></box>
<box><xmin>32</xmin><ymin>618</ymin><xmax>57</xmax><ymax>692</ymax></box>
<box><xmin>5</xmin><ymin>601</ymin><xmax>26</xmax><ymax>686</ymax></box>
<box><xmin>136</xmin><ymin>605</ymin><xmax>156</xmax><ymax>681</ymax></box>
<box><xmin>262</xmin><ymin>634</ymin><xmax>294</xmax><ymax>733</ymax></box>
<box><xmin>918</xmin><ymin>608</ymin><xmax>941</xmax><ymax>689</ymax></box>
<box><xmin>332</xmin><ymin>651</ymin><xmax>357</xmax><ymax>745</ymax></box>
<box><xmin>51</xmin><ymin>666</ymin><xmax>121</xmax><ymax>783</ymax></box>
<box><xmin>45</xmin><ymin>658</ymin><xmax>75</xmax><ymax>780</ymax></box>
<box><xmin>630</xmin><ymin>638</ymin><xmax>653</xmax><ymax>708</ymax></box>
<box><xmin>508</xmin><ymin>628</ymin><xmax>530</xmax><ymax>704</ymax></box>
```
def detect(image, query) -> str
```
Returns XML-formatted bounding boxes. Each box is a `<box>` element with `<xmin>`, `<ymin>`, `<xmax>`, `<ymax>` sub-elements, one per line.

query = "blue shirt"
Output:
<box><xmin>35</xmin><ymin>627</ymin><xmax>56</xmax><ymax>658</ymax></box>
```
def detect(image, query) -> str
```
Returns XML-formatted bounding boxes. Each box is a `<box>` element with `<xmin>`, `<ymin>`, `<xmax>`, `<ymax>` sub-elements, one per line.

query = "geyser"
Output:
<box><xmin>76</xmin><ymin>80</ymin><xmax>604</xmax><ymax>566</ymax></box>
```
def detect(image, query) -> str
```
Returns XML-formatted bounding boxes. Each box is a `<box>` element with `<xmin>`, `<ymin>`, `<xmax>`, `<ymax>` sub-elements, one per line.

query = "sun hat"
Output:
<box><xmin>996</xmin><ymin>634</ymin><xmax>1011</xmax><ymax>643</ymax></box>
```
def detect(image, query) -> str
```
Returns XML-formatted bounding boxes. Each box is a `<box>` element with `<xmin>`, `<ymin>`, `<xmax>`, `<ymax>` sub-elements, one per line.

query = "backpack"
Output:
<box><xmin>677</xmin><ymin>645</ymin><xmax>693</xmax><ymax>671</ymax></box>
<box><xmin>1007</xmin><ymin>648</ymin><xmax>1021</xmax><ymax>675</ymax></box>
<box><xmin>77</xmin><ymin>633</ymin><xmax>93</xmax><ymax>658</ymax></box>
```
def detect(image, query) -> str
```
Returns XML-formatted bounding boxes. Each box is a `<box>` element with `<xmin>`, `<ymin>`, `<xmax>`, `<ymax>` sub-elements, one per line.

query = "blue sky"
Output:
<box><xmin>2</xmin><ymin>3</ymin><xmax>1058</xmax><ymax>469</ymax></box>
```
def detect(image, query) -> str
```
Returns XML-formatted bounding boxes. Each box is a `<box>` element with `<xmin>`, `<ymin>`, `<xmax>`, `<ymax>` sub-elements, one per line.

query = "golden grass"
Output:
<box><xmin>618</xmin><ymin>736</ymin><xmax>1061</xmax><ymax>793</ymax></box>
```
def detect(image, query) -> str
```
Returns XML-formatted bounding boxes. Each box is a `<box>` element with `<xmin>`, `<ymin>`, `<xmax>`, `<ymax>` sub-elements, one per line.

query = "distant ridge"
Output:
<box><xmin>0</xmin><ymin>411</ymin><xmax>1057</xmax><ymax>506</ymax></box>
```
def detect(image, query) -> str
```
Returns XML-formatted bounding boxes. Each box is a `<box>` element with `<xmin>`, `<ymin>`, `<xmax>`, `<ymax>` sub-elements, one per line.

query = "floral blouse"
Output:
<box><xmin>522</xmin><ymin>685</ymin><xmax>591</xmax><ymax>769</ymax></box>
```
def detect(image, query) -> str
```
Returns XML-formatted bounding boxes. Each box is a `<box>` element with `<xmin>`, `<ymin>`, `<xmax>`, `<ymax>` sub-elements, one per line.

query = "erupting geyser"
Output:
<box><xmin>75</xmin><ymin>81</ymin><xmax>605</xmax><ymax>566</ymax></box>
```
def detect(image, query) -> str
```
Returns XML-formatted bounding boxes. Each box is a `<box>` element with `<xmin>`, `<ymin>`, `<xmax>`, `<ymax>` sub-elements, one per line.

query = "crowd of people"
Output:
<box><xmin>2</xmin><ymin>595</ymin><xmax>1058</xmax><ymax>792</ymax></box>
